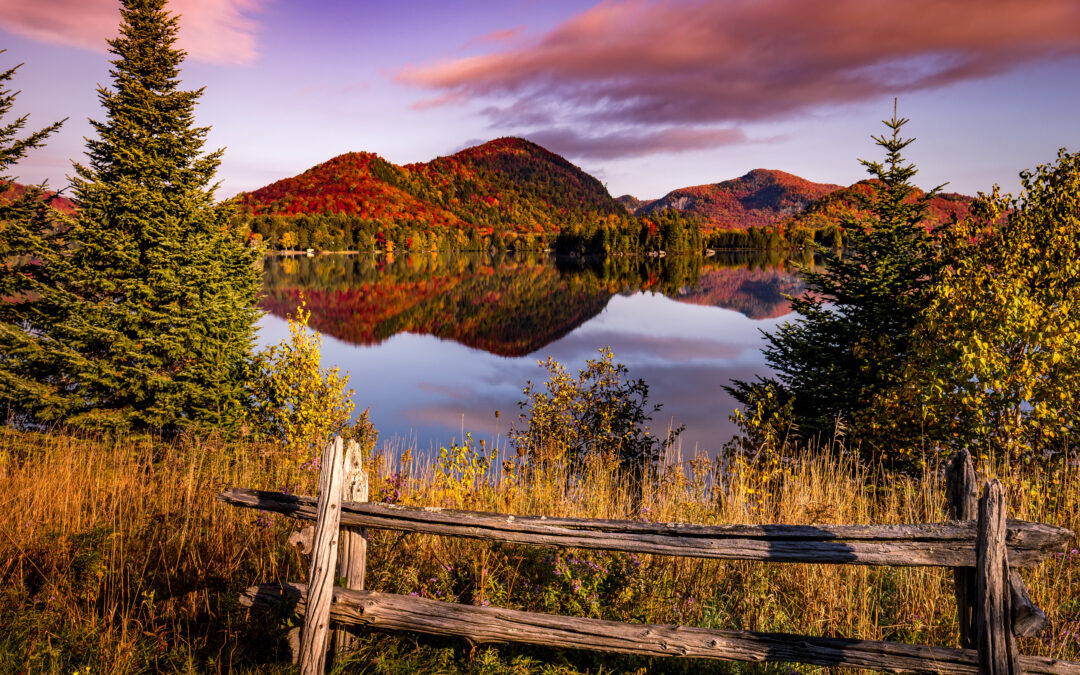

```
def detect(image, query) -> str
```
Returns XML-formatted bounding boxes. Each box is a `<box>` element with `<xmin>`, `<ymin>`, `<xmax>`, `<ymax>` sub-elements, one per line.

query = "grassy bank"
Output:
<box><xmin>1</xmin><ymin>427</ymin><xmax>1078</xmax><ymax>673</ymax></box>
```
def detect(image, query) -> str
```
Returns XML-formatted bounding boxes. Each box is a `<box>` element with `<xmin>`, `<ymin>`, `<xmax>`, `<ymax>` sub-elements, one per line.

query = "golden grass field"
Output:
<box><xmin>2</xmin><ymin>426</ymin><xmax>1077</xmax><ymax>673</ymax></box>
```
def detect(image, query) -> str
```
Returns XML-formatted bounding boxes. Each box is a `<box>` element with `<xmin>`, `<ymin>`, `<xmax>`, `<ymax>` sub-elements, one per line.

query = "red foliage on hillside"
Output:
<box><xmin>238</xmin><ymin>138</ymin><xmax>623</xmax><ymax>235</ymax></box>
<box><xmin>0</xmin><ymin>182</ymin><xmax>76</xmax><ymax>215</ymax></box>
<box><xmin>237</xmin><ymin>152</ymin><xmax>465</xmax><ymax>227</ymax></box>
<box><xmin>780</xmin><ymin>179</ymin><xmax>973</xmax><ymax>231</ymax></box>
<box><xmin>634</xmin><ymin>169</ymin><xmax>844</xmax><ymax>230</ymax></box>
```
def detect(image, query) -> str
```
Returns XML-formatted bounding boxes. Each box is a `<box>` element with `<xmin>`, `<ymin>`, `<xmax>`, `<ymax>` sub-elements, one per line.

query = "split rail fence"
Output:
<box><xmin>219</xmin><ymin>438</ymin><xmax>1080</xmax><ymax>674</ymax></box>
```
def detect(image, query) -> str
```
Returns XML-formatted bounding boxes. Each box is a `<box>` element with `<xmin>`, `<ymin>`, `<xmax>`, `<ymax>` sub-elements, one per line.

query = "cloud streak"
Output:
<box><xmin>0</xmin><ymin>0</ymin><xmax>264</xmax><ymax>65</ymax></box>
<box><xmin>525</xmin><ymin>126</ymin><xmax>747</xmax><ymax>160</ymax></box>
<box><xmin>399</xmin><ymin>0</ymin><xmax>1080</xmax><ymax>159</ymax></box>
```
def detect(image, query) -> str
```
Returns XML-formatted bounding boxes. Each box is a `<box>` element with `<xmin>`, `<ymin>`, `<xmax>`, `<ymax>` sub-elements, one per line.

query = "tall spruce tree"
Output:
<box><xmin>0</xmin><ymin>53</ymin><xmax>67</xmax><ymax>419</ymax></box>
<box><xmin>728</xmin><ymin>107</ymin><xmax>941</xmax><ymax>452</ymax></box>
<box><xmin>6</xmin><ymin>0</ymin><xmax>261</xmax><ymax>431</ymax></box>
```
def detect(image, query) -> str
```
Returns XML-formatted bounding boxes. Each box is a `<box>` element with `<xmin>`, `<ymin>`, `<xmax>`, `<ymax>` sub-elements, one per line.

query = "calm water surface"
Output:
<box><xmin>257</xmin><ymin>251</ymin><xmax>807</xmax><ymax>457</ymax></box>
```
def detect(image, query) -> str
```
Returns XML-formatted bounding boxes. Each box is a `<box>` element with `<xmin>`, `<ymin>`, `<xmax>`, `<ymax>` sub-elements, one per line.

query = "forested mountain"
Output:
<box><xmin>410</xmin><ymin>137</ymin><xmax>624</xmax><ymax>229</ymax></box>
<box><xmin>625</xmin><ymin>169</ymin><xmax>843</xmax><ymax>230</ymax></box>
<box><xmin>238</xmin><ymin>152</ymin><xmax>465</xmax><ymax>227</ymax></box>
<box><xmin>238</xmin><ymin>138</ymin><xmax>626</xmax><ymax>250</ymax></box>
<box><xmin>778</xmin><ymin>179</ymin><xmax>973</xmax><ymax>231</ymax></box>
<box><xmin>239</xmin><ymin>144</ymin><xmax>973</xmax><ymax>253</ymax></box>
<box><xmin>0</xmin><ymin>182</ymin><xmax>76</xmax><ymax>214</ymax></box>
<box><xmin>615</xmin><ymin>194</ymin><xmax>647</xmax><ymax>212</ymax></box>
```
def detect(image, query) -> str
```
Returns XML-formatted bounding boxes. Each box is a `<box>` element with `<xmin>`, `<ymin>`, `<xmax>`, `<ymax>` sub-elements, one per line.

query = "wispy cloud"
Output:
<box><xmin>461</xmin><ymin>26</ymin><xmax>526</xmax><ymax>51</ymax></box>
<box><xmin>525</xmin><ymin>126</ymin><xmax>747</xmax><ymax>160</ymax></box>
<box><xmin>0</xmin><ymin>0</ymin><xmax>265</xmax><ymax>65</ymax></box>
<box><xmin>399</xmin><ymin>0</ymin><xmax>1080</xmax><ymax>159</ymax></box>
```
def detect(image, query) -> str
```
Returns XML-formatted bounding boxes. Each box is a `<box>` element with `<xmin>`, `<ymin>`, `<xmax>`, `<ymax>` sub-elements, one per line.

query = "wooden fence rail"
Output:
<box><xmin>240</xmin><ymin>583</ymin><xmax>1080</xmax><ymax>675</ymax></box>
<box><xmin>218</xmin><ymin>489</ymin><xmax>1071</xmax><ymax>568</ymax></box>
<box><xmin>220</xmin><ymin>441</ymin><xmax>1079</xmax><ymax>674</ymax></box>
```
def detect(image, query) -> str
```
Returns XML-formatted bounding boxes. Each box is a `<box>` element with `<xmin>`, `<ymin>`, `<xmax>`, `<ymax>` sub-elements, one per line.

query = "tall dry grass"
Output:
<box><xmin>0</xmin><ymin>427</ymin><xmax>319</xmax><ymax>673</ymax></box>
<box><xmin>1</xmin><ymin>427</ymin><xmax>1078</xmax><ymax>673</ymax></box>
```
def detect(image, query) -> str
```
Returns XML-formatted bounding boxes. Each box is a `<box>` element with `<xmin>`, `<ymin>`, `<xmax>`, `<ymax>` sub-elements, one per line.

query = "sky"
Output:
<box><xmin>3</xmin><ymin>0</ymin><xmax>1080</xmax><ymax>202</ymax></box>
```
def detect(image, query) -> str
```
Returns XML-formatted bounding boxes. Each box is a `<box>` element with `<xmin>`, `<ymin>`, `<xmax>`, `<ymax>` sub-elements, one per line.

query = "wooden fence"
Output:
<box><xmin>219</xmin><ymin>438</ymin><xmax>1080</xmax><ymax>674</ymax></box>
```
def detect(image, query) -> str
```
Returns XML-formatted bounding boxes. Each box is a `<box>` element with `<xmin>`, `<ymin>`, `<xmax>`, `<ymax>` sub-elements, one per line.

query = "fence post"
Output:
<box><xmin>299</xmin><ymin>436</ymin><xmax>345</xmax><ymax>675</ymax></box>
<box><xmin>947</xmin><ymin>449</ymin><xmax>979</xmax><ymax>648</ymax></box>
<box><xmin>975</xmin><ymin>479</ymin><xmax>1020</xmax><ymax>675</ymax></box>
<box><xmin>333</xmin><ymin>439</ymin><xmax>369</xmax><ymax>663</ymax></box>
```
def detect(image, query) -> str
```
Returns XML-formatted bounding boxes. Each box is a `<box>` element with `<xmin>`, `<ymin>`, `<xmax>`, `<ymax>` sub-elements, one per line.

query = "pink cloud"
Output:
<box><xmin>399</xmin><ymin>0</ymin><xmax>1080</xmax><ymax>157</ymax></box>
<box><xmin>0</xmin><ymin>0</ymin><xmax>265</xmax><ymax>65</ymax></box>
<box><xmin>461</xmin><ymin>26</ymin><xmax>526</xmax><ymax>51</ymax></box>
<box><xmin>526</xmin><ymin>126</ymin><xmax>746</xmax><ymax>160</ymax></box>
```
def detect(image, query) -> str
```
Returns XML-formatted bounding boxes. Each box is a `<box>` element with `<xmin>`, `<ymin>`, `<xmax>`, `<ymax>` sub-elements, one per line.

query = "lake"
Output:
<box><xmin>257</xmin><ymin>251</ymin><xmax>808</xmax><ymax>457</ymax></box>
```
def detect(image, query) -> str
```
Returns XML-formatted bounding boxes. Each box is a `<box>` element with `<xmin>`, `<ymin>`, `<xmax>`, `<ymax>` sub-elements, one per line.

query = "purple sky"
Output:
<box><xmin>3</xmin><ymin>0</ymin><xmax>1080</xmax><ymax>201</ymax></box>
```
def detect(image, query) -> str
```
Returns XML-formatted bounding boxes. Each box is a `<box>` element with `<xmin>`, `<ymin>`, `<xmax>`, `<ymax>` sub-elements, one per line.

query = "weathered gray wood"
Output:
<box><xmin>240</xmin><ymin>583</ymin><xmax>1080</xmax><ymax>675</ymax></box>
<box><xmin>219</xmin><ymin>487</ymin><xmax>1062</xmax><ymax>541</ymax></box>
<box><xmin>298</xmin><ymin>437</ymin><xmax>345</xmax><ymax>675</ymax></box>
<box><xmin>976</xmin><ymin>480</ymin><xmax>1020</xmax><ymax>675</ymax></box>
<box><xmin>1010</xmin><ymin>570</ymin><xmax>1048</xmax><ymax>637</ymax></box>
<box><xmin>289</xmin><ymin>526</ymin><xmax>314</xmax><ymax>555</ymax></box>
<box><xmin>333</xmin><ymin>439</ymin><xmax>368</xmax><ymax>662</ymax></box>
<box><xmin>948</xmin><ymin>450</ymin><xmax>980</xmax><ymax>648</ymax></box>
<box><xmin>218</xmin><ymin>487</ymin><xmax>1073</xmax><ymax>567</ymax></box>
<box><xmin>287</xmin><ymin>627</ymin><xmax>301</xmax><ymax>665</ymax></box>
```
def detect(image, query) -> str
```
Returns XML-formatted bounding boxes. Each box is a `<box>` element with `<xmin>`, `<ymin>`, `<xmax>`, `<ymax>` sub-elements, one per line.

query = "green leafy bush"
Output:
<box><xmin>509</xmin><ymin>348</ymin><xmax>682</xmax><ymax>474</ymax></box>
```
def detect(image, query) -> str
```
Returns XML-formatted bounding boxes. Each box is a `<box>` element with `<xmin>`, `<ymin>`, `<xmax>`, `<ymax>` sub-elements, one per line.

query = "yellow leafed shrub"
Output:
<box><xmin>249</xmin><ymin>299</ymin><xmax>355</xmax><ymax>458</ymax></box>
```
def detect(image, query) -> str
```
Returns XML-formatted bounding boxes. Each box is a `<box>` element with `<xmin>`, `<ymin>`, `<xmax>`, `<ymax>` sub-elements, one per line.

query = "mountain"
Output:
<box><xmin>615</xmin><ymin>194</ymin><xmax>647</xmax><ymax>213</ymax></box>
<box><xmin>0</xmin><ymin>182</ymin><xmax>76</xmax><ymax>215</ymax></box>
<box><xmin>629</xmin><ymin>169</ymin><xmax>843</xmax><ymax>230</ymax></box>
<box><xmin>780</xmin><ymin>180</ymin><xmax>973</xmax><ymax>231</ymax></box>
<box><xmin>239</xmin><ymin>138</ymin><xmax>624</xmax><ymax>235</ymax></box>
<box><xmin>236</xmin><ymin>151</ymin><xmax>465</xmax><ymax>226</ymax></box>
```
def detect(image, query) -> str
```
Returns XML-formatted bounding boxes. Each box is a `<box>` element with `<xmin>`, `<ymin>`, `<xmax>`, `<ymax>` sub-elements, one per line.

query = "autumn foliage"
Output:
<box><xmin>628</xmin><ymin>168</ymin><xmax>843</xmax><ymax>231</ymax></box>
<box><xmin>238</xmin><ymin>137</ymin><xmax>627</xmax><ymax>251</ymax></box>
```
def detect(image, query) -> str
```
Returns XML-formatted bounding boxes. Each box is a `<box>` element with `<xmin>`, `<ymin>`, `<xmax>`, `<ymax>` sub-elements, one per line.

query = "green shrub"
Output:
<box><xmin>509</xmin><ymin>348</ymin><xmax>682</xmax><ymax>475</ymax></box>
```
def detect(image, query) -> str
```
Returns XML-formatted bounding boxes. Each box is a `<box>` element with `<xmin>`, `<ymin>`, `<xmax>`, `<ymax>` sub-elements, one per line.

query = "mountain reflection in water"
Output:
<box><xmin>258</xmin><ymin>251</ymin><xmax>810</xmax><ymax>456</ymax></box>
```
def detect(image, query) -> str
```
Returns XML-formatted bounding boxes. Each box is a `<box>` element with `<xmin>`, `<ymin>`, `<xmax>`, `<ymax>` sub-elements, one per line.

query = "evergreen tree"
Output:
<box><xmin>0</xmin><ymin>52</ymin><xmax>66</xmax><ymax>418</ymax></box>
<box><xmin>728</xmin><ymin>106</ymin><xmax>942</xmax><ymax>452</ymax></box>
<box><xmin>5</xmin><ymin>0</ymin><xmax>261</xmax><ymax>431</ymax></box>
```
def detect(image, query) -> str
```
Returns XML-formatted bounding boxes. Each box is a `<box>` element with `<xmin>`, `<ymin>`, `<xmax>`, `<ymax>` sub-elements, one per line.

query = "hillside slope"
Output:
<box><xmin>238</xmin><ymin>138</ymin><xmax>624</xmax><ymax>235</ymax></box>
<box><xmin>1</xmin><ymin>182</ymin><xmax>76</xmax><ymax>215</ymax></box>
<box><xmin>632</xmin><ymin>169</ymin><xmax>843</xmax><ymax>230</ymax></box>
<box><xmin>780</xmin><ymin>180</ymin><xmax>973</xmax><ymax>231</ymax></box>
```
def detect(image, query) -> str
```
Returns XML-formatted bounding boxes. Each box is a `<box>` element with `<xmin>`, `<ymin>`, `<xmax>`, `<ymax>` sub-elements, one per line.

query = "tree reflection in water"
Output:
<box><xmin>258</xmin><ymin>251</ymin><xmax>811</xmax><ymax>455</ymax></box>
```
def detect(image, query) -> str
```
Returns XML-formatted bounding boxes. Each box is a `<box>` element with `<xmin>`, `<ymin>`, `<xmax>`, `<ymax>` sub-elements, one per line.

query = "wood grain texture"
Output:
<box><xmin>298</xmin><ymin>437</ymin><xmax>345</xmax><ymax>675</ymax></box>
<box><xmin>948</xmin><ymin>450</ymin><xmax>980</xmax><ymax>649</ymax></box>
<box><xmin>976</xmin><ymin>480</ymin><xmax>1020</xmax><ymax>675</ymax></box>
<box><xmin>333</xmin><ymin>439</ymin><xmax>368</xmax><ymax>662</ymax></box>
<box><xmin>1010</xmin><ymin>570</ymin><xmax>1048</xmax><ymax>638</ymax></box>
<box><xmin>218</xmin><ymin>487</ymin><xmax>1073</xmax><ymax>567</ymax></box>
<box><xmin>240</xmin><ymin>584</ymin><xmax>1080</xmax><ymax>675</ymax></box>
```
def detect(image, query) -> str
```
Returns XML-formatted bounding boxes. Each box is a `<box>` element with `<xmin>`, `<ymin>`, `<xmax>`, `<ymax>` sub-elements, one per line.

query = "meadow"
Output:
<box><xmin>2</xmin><ymin>426</ymin><xmax>1077</xmax><ymax>673</ymax></box>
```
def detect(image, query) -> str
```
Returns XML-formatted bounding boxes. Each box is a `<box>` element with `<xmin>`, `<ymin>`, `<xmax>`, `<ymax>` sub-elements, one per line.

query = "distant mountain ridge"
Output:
<box><xmin>239</xmin><ymin>139</ymin><xmax>974</xmax><ymax>243</ymax></box>
<box><xmin>778</xmin><ymin>179</ymin><xmax>974</xmax><ymax>231</ymax></box>
<box><xmin>239</xmin><ymin>137</ymin><xmax>624</xmax><ymax>234</ymax></box>
<box><xmin>623</xmin><ymin>169</ymin><xmax>844</xmax><ymax>230</ymax></box>
<box><xmin>1</xmin><ymin>182</ymin><xmax>76</xmax><ymax>215</ymax></box>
